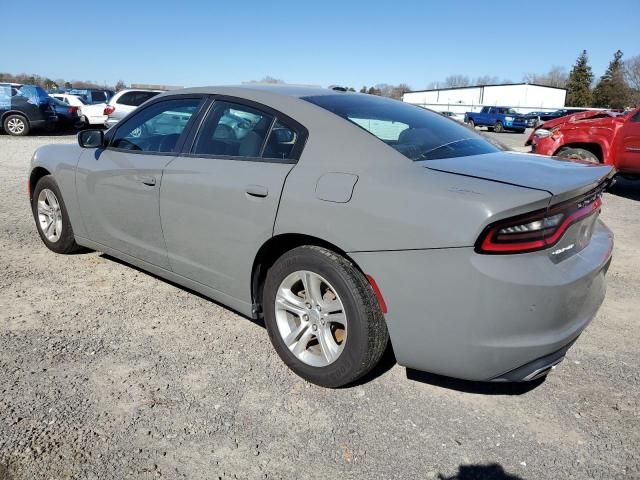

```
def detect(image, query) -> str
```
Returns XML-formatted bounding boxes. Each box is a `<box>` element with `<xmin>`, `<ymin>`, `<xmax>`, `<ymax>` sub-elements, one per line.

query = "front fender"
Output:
<box><xmin>31</xmin><ymin>143</ymin><xmax>87</xmax><ymax>238</ymax></box>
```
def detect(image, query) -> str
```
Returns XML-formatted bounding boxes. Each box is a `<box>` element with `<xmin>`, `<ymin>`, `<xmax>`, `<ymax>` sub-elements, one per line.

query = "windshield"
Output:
<box><xmin>303</xmin><ymin>94</ymin><xmax>501</xmax><ymax>161</ymax></box>
<box><xmin>505</xmin><ymin>108</ymin><xmax>517</xmax><ymax>115</ymax></box>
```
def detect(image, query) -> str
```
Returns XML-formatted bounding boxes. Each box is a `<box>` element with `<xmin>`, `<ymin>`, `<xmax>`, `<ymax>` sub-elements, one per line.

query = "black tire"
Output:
<box><xmin>263</xmin><ymin>245</ymin><xmax>389</xmax><ymax>388</ymax></box>
<box><xmin>467</xmin><ymin>119</ymin><xmax>475</xmax><ymax>129</ymax></box>
<box><xmin>494</xmin><ymin>121</ymin><xmax>504</xmax><ymax>133</ymax></box>
<box><xmin>556</xmin><ymin>147</ymin><xmax>600</xmax><ymax>164</ymax></box>
<box><xmin>31</xmin><ymin>175</ymin><xmax>82</xmax><ymax>254</ymax></box>
<box><xmin>3</xmin><ymin>114</ymin><xmax>30</xmax><ymax>136</ymax></box>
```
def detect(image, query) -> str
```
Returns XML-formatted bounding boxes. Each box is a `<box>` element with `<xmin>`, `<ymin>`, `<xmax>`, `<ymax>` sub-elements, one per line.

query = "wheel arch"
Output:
<box><xmin>250</xmin><ymin>233</ymin><xmax>366</xmax><ymax>316</ymax></box>
<box><xmin>553</xmin><ymin>143</ymin><xmax>604</xmax><ymax>162</ymax></box>
<box><xmin>1</xmin><ymin>110</ymin><xmax>30</xmax><ymax>125</ymax></box>
<box><xmin>29</xmin><ymin>166</ymin><xmax>52</xmax><ymax>200</ymax></box>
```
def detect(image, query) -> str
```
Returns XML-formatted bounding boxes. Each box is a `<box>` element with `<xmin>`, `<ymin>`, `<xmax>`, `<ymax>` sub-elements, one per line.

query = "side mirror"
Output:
<box><xmin>78</xmin><ymin>129</ymin><xmax>104</xmax><ymax>148</ymax></box>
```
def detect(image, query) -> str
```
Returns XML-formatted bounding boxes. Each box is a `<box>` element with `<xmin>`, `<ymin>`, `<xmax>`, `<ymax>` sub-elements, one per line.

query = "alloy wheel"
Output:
<box><xmin>7</xmin><ymin>117</ymin><xmax>26</xmax><ymax>135</ymax></box>
<box><xmin>37</xmin><ymin>188</ymin><xmax>63</xmax><ymax>243</ymax></box>
<box><xmin>275</xmin><ymin>270</ymin><xmax>347</xmax><ymax>367</ymax></box>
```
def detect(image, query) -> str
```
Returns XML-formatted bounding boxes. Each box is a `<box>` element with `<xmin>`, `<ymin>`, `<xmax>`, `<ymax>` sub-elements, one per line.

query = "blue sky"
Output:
<box><xmin>2</xmin><ymin>0</ymin><xmax>639</xmax><ymax>89</ymax></box>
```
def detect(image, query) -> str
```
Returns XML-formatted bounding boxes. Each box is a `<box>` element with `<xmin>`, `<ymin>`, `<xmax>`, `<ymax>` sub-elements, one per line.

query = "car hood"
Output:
<box><xmin>539</xmin><ymin>110</ymin><xmax>618</xmax><ymax>130</ymax></box>
<box><xmin>418</xmin><ymin>151</ymin><xmax>614</xmax><ymax>201</ymax></box>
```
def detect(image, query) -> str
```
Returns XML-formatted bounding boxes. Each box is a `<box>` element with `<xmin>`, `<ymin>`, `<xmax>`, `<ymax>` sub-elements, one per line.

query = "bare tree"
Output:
<box><xmin>246</xmin><ymin>76</ymin><xmax>285</xmax><ymax>84</ymax></box>
<box><xmin>523</xmin><ymin>66</ymin><xmax>568</xmax><ymax>88</ymax></box>
<box><xmin>443</xmin><ymin>75</ymin><xmax>470</xmax><ymax>88</ymax></box>
<box><xmin>474</xmin><ymin>75</ymin><xmax>500</xmax><ymax>85</ymax></box>
<box><xmin>625</xmin><ymin>55</ymin><xmax>640</xmax><ymax>91</ymax></box>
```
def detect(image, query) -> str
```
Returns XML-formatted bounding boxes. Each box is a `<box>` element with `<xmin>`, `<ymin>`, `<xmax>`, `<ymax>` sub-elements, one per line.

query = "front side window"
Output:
<box><xmin>110</xmin><ymin>98</ymin><xmax>201</xmax><ymax>153</ymax></box>
<box><xmin>193</xmin><ymin>101</ymin><xmax>274</xmax><ymax>158</ymax></box>
<box><xmin>303</xmin><ymin>94</ymin><xmax>502</xmax><ymax>161</ymax></box>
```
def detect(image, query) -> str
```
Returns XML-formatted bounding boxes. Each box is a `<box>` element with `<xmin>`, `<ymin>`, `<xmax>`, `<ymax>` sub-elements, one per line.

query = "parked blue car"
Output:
<box><xmin>464</xmin><ymin>106</ymin><xmax>528</xmax><ymax>133</ymax></box>
<box><xmin>49</xmin><ymin>97</ymin><xmax>83</xmax><ymax>130</ymax></box>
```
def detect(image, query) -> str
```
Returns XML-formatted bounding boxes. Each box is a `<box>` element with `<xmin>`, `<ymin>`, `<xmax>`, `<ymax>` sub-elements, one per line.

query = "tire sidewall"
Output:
<box><xmin>31</xmin><ymin>176</ymin><xmax>77</xmax><ymax>253</ymax></box>
<box><xmin>263</xmin><ymin>248</ymin><xmax>371</xmax><ymax>387</ymax></box>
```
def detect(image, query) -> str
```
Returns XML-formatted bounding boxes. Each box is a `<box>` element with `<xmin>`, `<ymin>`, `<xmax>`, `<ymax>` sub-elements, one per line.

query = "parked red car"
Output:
<box><xmin>526</xmin><ymin>108</ymin><xmax>640</xmax><ymax>177</ymax></box>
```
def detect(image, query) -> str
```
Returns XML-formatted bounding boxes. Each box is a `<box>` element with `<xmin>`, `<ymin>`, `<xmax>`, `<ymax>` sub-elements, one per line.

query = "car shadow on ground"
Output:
<box><xmin>99</xmin><ymin>252</ymin><xmax>545</xmax><ymax>393</ymax></box>
<box><xmin>99</xmin><ymin>253</ymin><xmax>267</xmax><ymax>330</ymax></box>
<box><xmin>405</xmin><ymin>369</ymin><xmax>545</xmax><ymax>395</ymax></box>
<box><xmin>609</xmin><ymin>177</ymin><xmax>640</xmax><ymax>201</ymax></box>
<box><xmin>438</xmin><ymin>463</ymin><xmax>524</xmax><ymax>480</ymax></box>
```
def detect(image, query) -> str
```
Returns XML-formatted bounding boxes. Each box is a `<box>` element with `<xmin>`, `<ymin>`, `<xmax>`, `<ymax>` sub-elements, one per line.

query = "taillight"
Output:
<box><xmin>68</xmin><ymin>106</ymin><xmax>78</xmax><ymax>114</ymax></box>
<box><xmin>104</xmin><ymin>105</ymin><xmax>115</xmax><ymax>115</ymax></box>
<box><xmin>476</xmin><ymin>192</ymin><xmax>603</xmax><ymax>254</ymax></box>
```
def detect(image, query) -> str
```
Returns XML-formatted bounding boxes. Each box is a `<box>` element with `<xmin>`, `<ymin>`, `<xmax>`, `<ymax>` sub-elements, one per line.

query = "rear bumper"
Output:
<box><xmin>350</xmin><ymin>219</ymin><xmax>613</xmax><ymax>381</ymax></box>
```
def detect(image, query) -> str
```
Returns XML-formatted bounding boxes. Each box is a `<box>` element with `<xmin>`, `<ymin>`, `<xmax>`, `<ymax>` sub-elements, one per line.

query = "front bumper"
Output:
<box><xmin>504</xmin><ymin>120</ymin><xmax>527</xmax><ymax>130</ymax></box>
<box><xmin>350</xmin><ymin>219</ymin><xmax>613</xmax><ymax>381</ymax></box>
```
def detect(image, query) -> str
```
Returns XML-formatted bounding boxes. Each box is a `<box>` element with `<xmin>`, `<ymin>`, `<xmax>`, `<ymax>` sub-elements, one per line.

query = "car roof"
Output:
<box><xmin>167</xmin><ymin>84</ymin><xmax>344</xmax><ymax>99</ymax></box>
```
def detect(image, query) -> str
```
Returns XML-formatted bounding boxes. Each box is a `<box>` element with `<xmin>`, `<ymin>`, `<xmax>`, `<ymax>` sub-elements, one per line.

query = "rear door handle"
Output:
<box><xmin>135</xmin><ymin>175</ymin><xmax>156</xmax><ymax>186</ymax></box>
<box><xmin>245</xmin><ymin>184</ymin><xmax>268</xmax><ymax>198</ymax></box>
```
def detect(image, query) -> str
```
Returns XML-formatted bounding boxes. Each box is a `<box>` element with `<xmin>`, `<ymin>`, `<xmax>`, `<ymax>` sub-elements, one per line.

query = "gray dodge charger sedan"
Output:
<box><xmin>29</xmin><ymin>85</ymin><xmax>614</xmax><ymax>387</ymax></box>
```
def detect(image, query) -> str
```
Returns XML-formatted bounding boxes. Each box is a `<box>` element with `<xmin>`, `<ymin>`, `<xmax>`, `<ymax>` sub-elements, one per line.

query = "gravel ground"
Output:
<box><xmin>0</xmin><ymin>133</ymin><xmax>639</xmax><ymax>480</ymax></box>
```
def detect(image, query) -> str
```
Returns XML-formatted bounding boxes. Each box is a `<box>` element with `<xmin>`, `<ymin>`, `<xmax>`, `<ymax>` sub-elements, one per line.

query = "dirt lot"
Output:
<box><xmin>0</xmin><ymin>133</ymin><xmax>639</xmax><ymax>480</ymax></box>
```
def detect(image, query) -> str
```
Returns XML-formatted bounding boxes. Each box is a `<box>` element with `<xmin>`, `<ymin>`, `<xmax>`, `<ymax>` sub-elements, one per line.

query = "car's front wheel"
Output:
<box><xmin>31</xmin><ymin>175</ymin><xmax>82</xmax><ymax>254</ymax></box>
<box><xmin>494</xmin><ymin>121</ymin><xmax>504</xmax><ymax>133</ymax></box>
<box><xmin>263</xmin><ymin>245</ymin><xmax>389</xmax><ymax>387</ymax></box>
<box><xmin>556</xmin><ymin>147</ymin><xmax>600</xmax><ymax>164</ymax></box>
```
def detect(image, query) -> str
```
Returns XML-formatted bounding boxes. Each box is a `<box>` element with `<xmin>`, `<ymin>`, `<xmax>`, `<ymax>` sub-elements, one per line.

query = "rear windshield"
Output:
<box><xmin>303</xmin><ymin>94</ymin><xmax>500</xmax><ymax>161</ymax></box>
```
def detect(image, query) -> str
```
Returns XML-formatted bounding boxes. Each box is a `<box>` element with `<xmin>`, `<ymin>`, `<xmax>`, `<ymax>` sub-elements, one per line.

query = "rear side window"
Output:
<box><xmin>92</xmin><ymin>91</ymin><xmax>107</xmax><ymax>103</ymax></box>
<box><xmin>304</xmin><ymin>94</ymin><xmax>501</xmax><ymax>161</ymax></box>
<box><xmin>193</xmin><ymin>101</ymin><xmax>274</xmax><ymax>158</ymax></box>
<box><xmin>117</xmin><ymin>91</ymin><xmax>160</xmax><ymax>107</ymax></box>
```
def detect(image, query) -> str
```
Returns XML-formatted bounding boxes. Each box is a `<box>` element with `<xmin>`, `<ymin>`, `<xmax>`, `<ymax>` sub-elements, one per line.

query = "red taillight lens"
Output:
<box><xmin>68</xmin><ymin>106</ymin><xmax>78</xmax><ymax>114</ymax></box>
<box><xmin>476</xmin><ymin>194</ymin><xmax>603</xmax><ymax>254</ymax></box>
<box><xmin>103</xmin><ymin>105</ymin><xmax>115</xmax><ymax>115</ymax></box>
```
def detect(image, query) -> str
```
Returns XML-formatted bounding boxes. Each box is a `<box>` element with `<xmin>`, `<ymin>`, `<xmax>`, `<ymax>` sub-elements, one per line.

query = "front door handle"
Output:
<box><xmin>245</xmin><ymin>184</ymin><xmax>268</xmax><ymax>198</ymax></box>
<box><xmin>135</xmin><ymin>175</ymin><xmax>156</xmax><ymax>186</ymax></box>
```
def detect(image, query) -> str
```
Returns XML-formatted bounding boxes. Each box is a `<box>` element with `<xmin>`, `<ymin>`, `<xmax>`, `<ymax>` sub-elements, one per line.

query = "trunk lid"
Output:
<box><xmin>419</xmin><ymin>151</ymin><xmax>614</xmax><ymax>203</ymax></box>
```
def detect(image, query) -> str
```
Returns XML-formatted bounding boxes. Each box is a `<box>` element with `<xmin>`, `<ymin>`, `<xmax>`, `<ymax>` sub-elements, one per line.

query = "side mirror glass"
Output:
<box><xmin>78</xmin><ymin>129</ymin><xmax>104</xmax><ymax>148</ymax></box>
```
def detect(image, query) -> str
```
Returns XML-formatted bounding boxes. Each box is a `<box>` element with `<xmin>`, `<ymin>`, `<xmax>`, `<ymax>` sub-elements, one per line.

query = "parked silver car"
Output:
<box><xmin>29</xmin><ymin>86</ymin><xmax>614</xmax><ymax>387</ymax></box>
<box><xmin>103</xmin><ymin>88</ymin><xmax>163</xmax><ymax>129</ymax></box>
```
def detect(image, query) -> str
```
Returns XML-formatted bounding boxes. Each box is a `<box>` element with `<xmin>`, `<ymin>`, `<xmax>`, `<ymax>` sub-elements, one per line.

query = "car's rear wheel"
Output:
<box><xmin>556</xmin><ymin>147</ymin><xmax>600</xmax><ymax>164</ymax></box>
<box><xmin>31</xmin><ymin>175</ymin><xmax>81</xmax><ymax>254</ymax></box>
<box><xmin>4</xmin><ymin>114</ymin><xmax>30</xmax><ymax>136</ymax></box>
<box><xmin>494</xmin><ymin>121</ymin><xmax>504</xmax><ymax>133</ymax></box>
<box><xmin>467</xmin><ymin>119</ymin><xmax>475</xmax><ymax>129</ymax></box>
<box><xmin>263</xmin><ymin>245</ymin><xmax>389</xmax><ymax>387</ymax></box>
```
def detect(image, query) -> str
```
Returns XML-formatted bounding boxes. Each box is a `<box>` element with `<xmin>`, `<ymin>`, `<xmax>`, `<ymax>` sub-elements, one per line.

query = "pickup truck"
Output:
<box><xmin>526</xmin><ymin>108</ymin><xmax>640</xmax><ymax>177</ymax></box>
<box><xmin>465</xmin><ymin>106</ymin><xmax>528</xmax><ymax>133</ymax></box>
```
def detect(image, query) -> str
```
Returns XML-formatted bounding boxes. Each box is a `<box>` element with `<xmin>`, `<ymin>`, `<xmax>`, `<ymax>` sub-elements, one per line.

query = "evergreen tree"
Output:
<box><xmin>360</xmin><ymin>86</ymin><xmax>367</xmax><ymax>93</ymax></box>
<box><xmin>593</xmin><ymin>50</ymin><xmax>631</xmax><ymax>109</ymax></box>
<box><xmin>565</xmin><ymin>50</ymin><xmax>593</xmax><ymax>107</ymax></box>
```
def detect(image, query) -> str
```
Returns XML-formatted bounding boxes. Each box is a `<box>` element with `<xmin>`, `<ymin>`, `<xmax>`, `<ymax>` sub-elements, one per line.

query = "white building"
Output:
<box><xmin>402</xmin><ymin>83</ymin><xmax>567</xmax><ymax>115</ymax></box>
